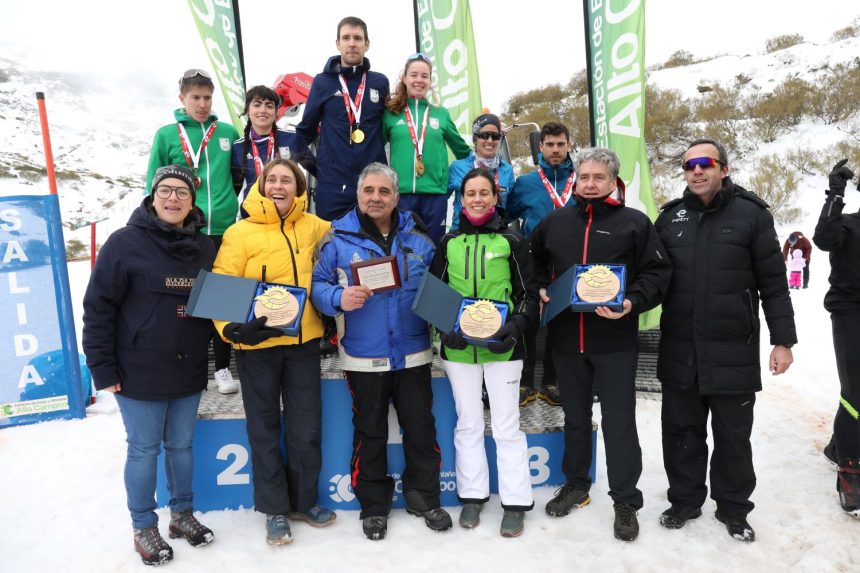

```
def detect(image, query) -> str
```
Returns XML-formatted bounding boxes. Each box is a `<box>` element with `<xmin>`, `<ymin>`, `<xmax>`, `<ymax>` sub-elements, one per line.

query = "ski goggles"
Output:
<box><xmin>406</xmin><ymin>52</ymin><xmax>432</xmax><ymax>64</ymax></box>
<box><xmin>180</xmin><ymin>68</ymin><xmax>212</xmax><ymax>83</ymax></box>
<box><xmin>682</xmin><ymin>157</ymin><xmax>722</xmax><ymax>171</ymax></box>
<box><xmin>475</xmin><ymin>131</ymin><xmax>502</xmax><ymax>141</ymax></box>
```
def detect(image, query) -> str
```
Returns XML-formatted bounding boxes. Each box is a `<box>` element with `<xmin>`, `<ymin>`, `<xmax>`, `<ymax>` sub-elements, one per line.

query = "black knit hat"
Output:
<box><xmin>472</xmin><ymin>113</ymin><xmax>501</xmax><ymax>134</ymax></box>
<box><xmin>151</xmin><ymin>165</ymin><xmax>197</xmax><ymax>197</ymax></box>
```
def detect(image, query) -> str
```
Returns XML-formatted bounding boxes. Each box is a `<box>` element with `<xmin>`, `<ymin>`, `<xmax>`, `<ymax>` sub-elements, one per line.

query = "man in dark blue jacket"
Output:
<box><xmin>311</xmin><ymin>162</ymin><xmax>450</xmax><ymax>541</ymax></box>
<box><xmin>297</xmin><ymin>16</ymin><xmax>389</xmax><ymax>221</ymax></box>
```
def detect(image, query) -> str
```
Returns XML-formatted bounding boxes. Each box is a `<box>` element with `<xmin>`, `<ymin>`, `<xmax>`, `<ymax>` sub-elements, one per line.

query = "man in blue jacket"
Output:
<box><xmin>506</xmin><ymin>121</ymin><xmax>577</xmax><ymax>407</ymax></box>
<box><xmin>297</xmin><ymin>16</ymin><xmax>389</xmax><ymax>221</ymax></box>
<box><xmin>312</xmin><ymin>162</ymin><xmax>451</xmax><ymax>541</ymax></box>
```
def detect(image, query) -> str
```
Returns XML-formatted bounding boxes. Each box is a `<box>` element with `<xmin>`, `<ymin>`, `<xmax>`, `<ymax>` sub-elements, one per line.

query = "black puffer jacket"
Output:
<box><xmin>530</xmin><ymin>192</ymin><xmax>672</xmax><ymax>354</ymax></box>
<box><xmin>655</xmin><ymin>178</ymin><xmax>796</xmax><ymax>394</ymax></box>
<box><xmin>83</xmin><ymin>199</ymin><xmax>216</xmax><ymax>400</ymax></box>
<box><xmin>813</xmin><ymin>196</ymin><xmax>860</xmax><ymax>314</ymax></box>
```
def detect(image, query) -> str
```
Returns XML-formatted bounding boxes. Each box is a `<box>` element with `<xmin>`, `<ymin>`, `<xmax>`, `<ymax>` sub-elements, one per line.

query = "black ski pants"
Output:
<box><xmin>521</xmin><ymin>312</ymin><xmax>556</xmax><ymax>390</ymax></box>
<box><xmin>832</xmin><ymin>313</ymin><xmax>860</xmax><ymax>462</ymax></box>
<box><xmin>553</xmin><ymin>349</ymin><xmax>643</xmax><ymax>508</ymax></box>
<box><xmin>235</xmin><ymin>340</ymin><xmax>322</xmax><ymax>515</ymax></box>
<box><xmin>345</xmin><ymin>364</ymin><xmax>441</xmax><ymax>519</ymax></box>
<box><xmin>661</xmin><ymin>382</ymin><xmax>756</xmax><ymax>518</ymax></box>
<box><xmin>208</xmin><ymin>234</ymin><xmax>232</xmax><ymax>371</ymax></box>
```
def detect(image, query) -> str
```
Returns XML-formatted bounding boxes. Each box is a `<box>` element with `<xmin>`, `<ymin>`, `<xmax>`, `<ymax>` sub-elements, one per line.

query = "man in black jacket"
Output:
<box><xmin>655</xmin><ymin>139</ymin><xmax>797</xmax><ymax>542</ymax></box>
<box><xmin>813</xmin><ymin>159</ymin><xmax>860</xmax><ymax>519</ymax></box>
<box><xmin>531</xmin><ymin>147</ymin><xmax>672</xmax><ymax>541</ymax></box>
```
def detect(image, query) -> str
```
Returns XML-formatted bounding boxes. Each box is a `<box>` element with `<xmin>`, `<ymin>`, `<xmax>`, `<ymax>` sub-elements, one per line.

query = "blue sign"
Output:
<box><xmin>157</xmin><ymin>377</ymin><xmax>596</xmax><ymax>511</ymax></box>
<box><xmin>0</xmin><ymin>195</ymin><xmax>85</xmax><ymax>427</ymax></box>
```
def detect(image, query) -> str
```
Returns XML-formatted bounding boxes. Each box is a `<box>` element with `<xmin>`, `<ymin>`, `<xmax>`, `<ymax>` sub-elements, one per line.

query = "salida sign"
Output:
<box><xmin>0</xmin><ymin>195</ymin><xmax>85</xmax><ymax>427</ymax></box>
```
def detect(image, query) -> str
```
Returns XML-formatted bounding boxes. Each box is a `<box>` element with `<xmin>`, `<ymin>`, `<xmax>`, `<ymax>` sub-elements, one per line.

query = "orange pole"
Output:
<box><xmin>91</xmin><ymin>222</ymin><xmax>97</xmax><ymax>270</ymax></box>
<box><xmin>36</xmin><ymin>92</ymin><xmax>58</xmax><ymax>196</ymax></box>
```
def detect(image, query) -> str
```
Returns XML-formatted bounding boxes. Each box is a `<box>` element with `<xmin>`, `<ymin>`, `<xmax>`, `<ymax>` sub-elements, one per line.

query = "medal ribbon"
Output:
<box><xmin>403</xmin><ymin>101</ymin><xmax>429</xmax><ymax>161</ymax></box>
<box><xmin>338</xmin><ymin>73</ymin><xmax>367</xmax><ymax>131</ymax></box>
<box><xmin>538</xmin><ymin>166</ymin><xmax>575</xmax><ymax>209</ymax></box>
<box><xmin>177</xmin><ymin>121</ymin><xmax>218</xmax><ymax>173</ymax></box>
<box><xmin>250</xmin><ymin>129</ymin><xmax>275</xmax><ymax>177</ymax></box>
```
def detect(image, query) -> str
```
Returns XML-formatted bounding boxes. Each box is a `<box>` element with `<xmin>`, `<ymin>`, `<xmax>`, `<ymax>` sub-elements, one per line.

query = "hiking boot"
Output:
<box><xmin>214</xmin><ymin>367</ymin><xmax>238</xmax><ymax>394</ymax></box>
<box><xmin>715</xmin><ymin>510</ymin><xmax>755</xmax><ymax>542</ymax></box>
<box><xmin>837</xmin><ymin>458</ymin><xmax>860</xmax><ymax>518</ymax></box>
<box><xmin>169</xmin><ymin>508</ymin><xmax>214</xmax><ymax>546</ymax></box>
<box><xmin>362</xmin><ymin>516</ymin><xmax>388</xmax><ymax>540</ymax></box>
<box><xmin>288</xmin><ymin>505</ymin><xmax>337</xmax><ymax>527</ymax></box>
<box><xmin>458</xmin><ymin>503</ymin><xmax>484</xmax><ymax>529</ymax></box>
<box><xmin>824</xmin><ymin>435</ymin><xmax>837</xmax><ymax>467</ymax></box>
<box><xmin>659</xmin><ymin>505</ymin><xmax>702</xmax><ymax>529</ymax></box>
<box><xmin>265</xmin><ymin>514</ymin><xmax>292</xmax><ymax>545</ymax></box>
<box><xmin>545</xmin><ymin>483</ymin><xmax>591</xmax><ymax>517</ymax></box>
<box><xmin>500</xmin><ymin>510</ymin><xmax>525</xmax><ymax>538</ymax></box>
<box><xmin>519</xmin><ymin>386</ymin><xmax>536</xmax><ymax>407</ymax></box>
<box><xmin>405</xmin><ymin>490</ymin><xmax>453</xmax><ymax>531</ymax></box>
<box><xmin>538</xmin><ymin>385</ymin><xmax>561</xmax><ymax>406</ymax></box>
<box><xmin>613</xmin><ymin>503</ymin><xmax>639</xmax><ymax>541</ymax></box>
<box><xmin>133</xmin><ymin>526</ymin><xmax>173</xmax><ymax>566</ymax></box>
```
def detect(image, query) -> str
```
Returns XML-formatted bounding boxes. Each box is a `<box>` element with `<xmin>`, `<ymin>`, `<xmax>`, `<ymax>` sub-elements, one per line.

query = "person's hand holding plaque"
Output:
<box><xmin>223</xmin><ymin>316</ymin><xmax>283</xmax><ymax>345</ymax></box>
<box><xmin>594</xmin><ymin>299</ymin><xmax>632</xmax><ymax>319</ymax></box>
<box><xmin>440</xmin><ymin>328</ymin><xmax>468</xmax><ymax>350</ymax></box>
<box><xmin>487</xmin><ymin>315</ymin><xmax>526</xmax><ymax>354</ymax></box>
<box><xmin>341</xmin><ymin>285</ymin><xmax>373</xmax><ymax>311</ymax></box>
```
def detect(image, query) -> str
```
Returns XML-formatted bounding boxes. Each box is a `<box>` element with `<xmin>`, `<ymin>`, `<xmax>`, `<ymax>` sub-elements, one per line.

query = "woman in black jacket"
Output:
<box><xmin>83</xmin><ymin>165</ymin><xmax>216</xmax><ymax>566</ymax></box>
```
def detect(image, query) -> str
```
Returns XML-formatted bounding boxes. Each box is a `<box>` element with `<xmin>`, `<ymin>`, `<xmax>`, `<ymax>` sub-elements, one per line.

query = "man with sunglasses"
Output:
<box><xmin>448</xmin><ymin>113</ymin><xmax>515</xmax><ymax>231</ymax></box>
<box><xmin>297</xmin><ymin>16</ymin><xmax>389</xmax><ymax>221</ymax></box>
<box><xmin>654</xmin><ymin>138</ymin><xmax>796</xmax><ymax>542</ymax></box>
<box><xmin>146</xmin><ymin>69</ymin><xmax>240</xmax><ymax>394</ymax></box>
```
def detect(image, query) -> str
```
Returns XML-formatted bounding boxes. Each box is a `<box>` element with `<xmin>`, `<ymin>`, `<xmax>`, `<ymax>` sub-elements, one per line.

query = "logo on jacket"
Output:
<box><xmin>279</xmin><ymin>147</ymin><xmax>291</xmax><ymax>159</ymax></box>
<box><xmin>219</xmin><ymin>137</ymin><xmax>230</xmax><ymax>151</ymax></box>
<box><xmin>396</xmin><ymin>119</ymin><xmax>406</xmax><ymax>126</ymax></box>
<box><xmin>350</xmin><ymin>252</ymin><xmax>363</xmax><ymax>264</ymax></box>
<box><xmin>165</xmin><ymin>277</ymin><xmax>195</xmax><ymax>289</ymax></box>
<box><xmin>334</xmin><ymin>89</ymin><xmax>343</xmax><ymax>97</ymax></box>
<box><xmin>369</xmin><ymin>88</ymin><xmax>379</xmax><ymax>103</ymax></box>
<box><xmin>672</xmin><ymin>209</ymin><xmax>688</xmax><ymax>223</ymax></box>
<box><xmin>429</xmin><ymin>117</ymin><xmax>439</xmax><ymax>129</ymax></box>
<box><xmin>328</xmin><ymin>473</ymin><xmax>356</xmax><ymax>503</ymax></box>
<box><xmin>176</xmin><ymin>305</ymin><xmax>189</xmax><ymax>318</ymax></box>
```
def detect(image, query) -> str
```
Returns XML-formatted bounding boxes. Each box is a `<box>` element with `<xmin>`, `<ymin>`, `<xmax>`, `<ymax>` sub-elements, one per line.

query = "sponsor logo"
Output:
<box><xmin>165</xmin><ymin>277</ymin><xmax>195</xmax><ymax>289</ymax></box>
<box><xmin>219</xmin><ymin>137</ymin><xmax>230</xmax><ymax>151</ymax></box>
<box><xmin>369</xmin><ymin>88</ymin><xmax>379</xmax><ymax>103</ymax></box>
<box><xmin>1</xmin><ymin>396</ymin><xmax>69</xmax><ymax>418</ymax></box>
<box><xmin>429</xmin><ymin>117</ymin><xmax>439</xmax><ymax>129</ymax></box>
<box><xmin>328</xmin><ymin>473</ymin><xmax>356</xmax><ymax>502</ymax></box>
<box><xmin>671</xmin><ymin>209</ymin><xmax>689</xmax><ymax>223</ymax></box>
<box><xmin>483</xmin><ymin>251</ymin><xmax>506</xmax><ymax>260</ymax></box>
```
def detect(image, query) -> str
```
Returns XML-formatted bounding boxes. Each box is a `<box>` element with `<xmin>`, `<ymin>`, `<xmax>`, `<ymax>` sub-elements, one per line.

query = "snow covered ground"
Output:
<box><xmin>2</xmin><ymin>179</ymin><xmax>859</xmax><ymax>572</ymax></box>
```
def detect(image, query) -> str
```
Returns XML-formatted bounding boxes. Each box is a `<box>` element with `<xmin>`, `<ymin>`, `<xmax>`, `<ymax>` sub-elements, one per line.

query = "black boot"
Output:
<box><xmin>824</xmin><ymin>435</ymin><xmax>837</xmax><ymax>467</ymax></box>
<box><xmin>715</xmin><ymin>510</ymin><xmax>755</xmax><ymax>542</ymax></box>
<box><xmin>837</xmin><ymin>458</ymin><xmax>860</xmax><ymax>518</ymax></box>
<box><xmin>404</xmin><ymin>490</ymin><xmax>452</xmax><ymax>531</ymax></box>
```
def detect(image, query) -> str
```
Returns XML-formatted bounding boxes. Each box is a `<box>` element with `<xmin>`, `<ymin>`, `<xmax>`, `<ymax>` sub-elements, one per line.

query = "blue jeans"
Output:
<box><xmin>116</xmin><ymin>392</ymin><xmax>202</xmax><ymax>529</ymax></box>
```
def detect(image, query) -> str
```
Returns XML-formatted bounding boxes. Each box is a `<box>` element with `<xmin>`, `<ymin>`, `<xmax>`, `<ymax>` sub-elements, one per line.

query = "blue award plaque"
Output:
<box><xmin>454</xmin><ymin>298</ymin><xmax>509</xmax><ymax>347</ymax></box>
<box><xmin>572</xmin><ymin>264</ymin><xmax>626</xmax><ymax>312</ymax></box>
<box><xmin>248</xmin><ymin>282</ymin><xmax>307</xmax><ymax>337</ymax></box>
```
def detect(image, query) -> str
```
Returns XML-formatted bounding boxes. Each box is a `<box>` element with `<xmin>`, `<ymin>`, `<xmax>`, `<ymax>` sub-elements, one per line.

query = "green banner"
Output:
<box><xmin>187</xmin><ymin>0</ymin><xmax>246</xmax><ymax>132</ymax></box>
<box><xmin>586</xmin><ymin>0</ymin><xmax>659</xmax><ymax>329</ymax></box>
<box><xmin>415</xmin><ymin>0</ymin><xmax>483</xmax><ymax>140</ymax></box>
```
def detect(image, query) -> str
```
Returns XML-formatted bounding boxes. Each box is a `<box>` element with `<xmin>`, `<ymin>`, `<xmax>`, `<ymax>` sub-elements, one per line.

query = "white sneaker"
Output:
<box><xmin>214</xmin><ymin>368</ymin><xmax>238</xmax><ymax>394</ymax></box>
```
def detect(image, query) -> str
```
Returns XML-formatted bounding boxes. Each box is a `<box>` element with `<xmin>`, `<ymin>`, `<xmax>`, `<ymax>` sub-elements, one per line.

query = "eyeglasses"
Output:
<box><xmin>179</xmin><ymin>69</ymin><xmax>212</xmax><ymax>83</ymax></box>
<box><xmin>683</xmin><ymin>157</ymin><xmax>722</xmax><ymax>171</ymax></box>
<box><xmin>154</xmin><ymin>185</ymin><xmax>193</xmax><ymax>200</ymax></box>
<box><xmin>475</xmin><ymin>131</ymin><xmax>502</xmax><ymax>141</ymax></box>
<box><xmin>407</xmin><ymin>52</ymin><xmax>432</xmax><ymax>64</ymax></box>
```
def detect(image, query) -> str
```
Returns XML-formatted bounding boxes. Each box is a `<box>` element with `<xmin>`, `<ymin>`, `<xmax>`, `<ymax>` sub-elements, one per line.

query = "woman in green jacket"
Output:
<box><xmin>383</xmin><ymin>53</ymin><xmax>471</xmax><ymax>244</ymax></box>
<box><xmin>430</xmin><ymin>167</ymin><xmax>538</xmax><ymax>537</ymax></box>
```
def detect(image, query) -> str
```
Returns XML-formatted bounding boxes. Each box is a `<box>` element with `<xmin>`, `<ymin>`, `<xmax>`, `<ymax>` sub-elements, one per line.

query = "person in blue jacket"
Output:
<box><xmin>448</xmin><ymin>113</ymin><xmax>515</xmax><ymax>231</ymax></box>
<box><xmin>311</xmin><ymin>162</ymin><xmax>452</xmax><ymax>541</ymax></box>
<box><xmin>83</xmin><ymin>165</ymin><xmax>216</xmax><ymax>566</ymax></box>
<box><xmin>506</xmin><ymin>121</ymin><xmax>576</xmax><ymax>407</ymax></box>
<box><xmin>297</xmin><ymin>16</ymin><xmax>389</xmax><ymax>221</ymax></box>
<box><xmin>232</xmin><ymin>85</ymin><xmax>314</xmax><ymax>215</ymax></box>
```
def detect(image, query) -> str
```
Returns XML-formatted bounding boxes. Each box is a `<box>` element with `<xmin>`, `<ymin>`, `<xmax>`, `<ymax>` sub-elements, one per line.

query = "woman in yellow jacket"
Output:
<box><xmin>213</xmin><ymin>158</ymin><xmax>333</xmax><ymax>545</ymax></box>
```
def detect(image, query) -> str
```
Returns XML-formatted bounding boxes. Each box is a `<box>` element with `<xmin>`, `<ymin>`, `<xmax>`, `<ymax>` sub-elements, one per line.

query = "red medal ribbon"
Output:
<box><xmin>403</xmin><ymin>102</ymin><xmax>429</xmax><ymax>162</ymax></box>
<box><xmin>250</xmin><ymin>130</ymin><xmax>275</xmax><ymax>177</ymax></box>
<box><xmin>538</xmin><ymin>166</ymin><xmax>575</xmax><ymax>209</ymax></box>
<box><xmin>177</xmin><ymin>121</ymin><xmax>218</xmax><ymax>173</ymax></box>
<box><xmin>339</xmin><ymin>73</ymin><xmax>367</xmax><ymax>131</ymax></box>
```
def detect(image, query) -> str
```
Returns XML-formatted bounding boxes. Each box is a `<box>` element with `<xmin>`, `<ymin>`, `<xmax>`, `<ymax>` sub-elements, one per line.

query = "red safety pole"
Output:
<box><xmin>90</xmin><ymin>222</ymin><xmax>97</xmax><ymax>270</ymax></box>
<box><xmin>35</xmin><ymin>92</ymin><xmax>58</xmax><ymax>196</ymax></box>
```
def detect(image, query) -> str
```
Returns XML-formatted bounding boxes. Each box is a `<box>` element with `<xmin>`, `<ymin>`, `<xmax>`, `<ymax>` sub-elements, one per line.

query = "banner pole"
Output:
<box><xmin>36</xmin><ymin>92</ymin><xmax>59</xmax><ymax>196</ymax></box>
<box><xmin>232</xmin><ymin>0</ymin><xmax>247</xmax><ymax>92</ymax></box>
<box><xmin>412</xmin><ymin>0</ymin><xmax>421</xmax><ymax>52</ymax></box>
<box><xmin>582</xmin><ymin>1</ymin><xmax>596</xmax><ymax>146</ymax></box>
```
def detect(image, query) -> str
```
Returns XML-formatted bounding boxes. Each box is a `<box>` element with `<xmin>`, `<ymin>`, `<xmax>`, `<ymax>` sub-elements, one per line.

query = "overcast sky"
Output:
<box><xmin>2</xmin><ymin>0</ymin><xmax>858</xmax><ymax>113</ymax></box>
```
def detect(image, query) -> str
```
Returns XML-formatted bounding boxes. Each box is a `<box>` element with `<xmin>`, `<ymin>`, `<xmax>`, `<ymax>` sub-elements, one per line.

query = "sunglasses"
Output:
<box><xmin>180</xmin><ymin>68</ymin><xmax>212</xmax><ymax>83</ymax></box>
<box><xmin>475</xmin><ymin>131</ymin><xmax>502</xmax><ymax>141</ymax></box>
<box><xmin>154</xmin><ymin>185</ymin><xmax>193</xmax><ymax>200</ymax></box>
<box><xmin>683</xmin><ymin>157</ymin><xmax>722</xmax><ymax>171</ymax></box>
<box><xmin>407</xmin><ymin>52</ymin><xmax>432</xmax><ymax>64</ymax></box>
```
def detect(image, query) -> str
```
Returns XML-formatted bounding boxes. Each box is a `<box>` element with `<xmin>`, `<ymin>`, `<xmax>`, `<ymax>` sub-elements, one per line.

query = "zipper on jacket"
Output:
<box><xmin>481</xmin><ymin>245</ymin><xmax>486</xmax><ymax>279</ymax></box>
<box><xmin>400</xmin><ymin>244</ymin><xmax>412</xmax><ymax>282</ymax></box>
<box><xmin>472</xmin><ymin>234</ymin><xmax>480</xmax><ymax>297</ymax></box>
<box><xmin>464</xmin><ymin>244</ymin><xmax>471</xmax><ymax>281</ymax></box>
<box><xmin>744</xmin><ymin>288</ymin><xmax>755</xmax><ymax>344</ymax></box>
<box><xmin>579</xmin><ymin>204</ymin><xmax>594</xmax><ymax>353</ymax></box>
<box><xmin>280</xmin><ymin>219</ymin><xmax>303</xmax><ymax>344</ymax></box>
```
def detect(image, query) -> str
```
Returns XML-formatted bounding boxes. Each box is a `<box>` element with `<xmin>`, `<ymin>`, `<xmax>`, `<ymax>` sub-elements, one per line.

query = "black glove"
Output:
<box><xmin>223</xmin><ymin>316</ymin><xmax>283</xmax><ymax>345</ymax></box>
<box><xmin>487</xmin><ymin>316</ymin><xmax>525</xmax><ymax>354</ymax></box>
<box><xmin>231</xmin><ymin>166</ymin><xmax>245</xmax><ymax>195</ymax></box>
<box><xmin>440</xmin><ymin>329</ymin><xmax>468</xmax><ymax>350</ymax></box>
<box><xmin>828</xmin><ymin>159</ymin><xmax>854</xmax><ymax>197</ymax></box>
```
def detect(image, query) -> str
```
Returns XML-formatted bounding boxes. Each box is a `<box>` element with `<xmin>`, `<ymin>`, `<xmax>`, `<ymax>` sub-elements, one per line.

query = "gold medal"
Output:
<box><xmin>193</xmin><ymin>177</ymin><xmax>201</xmax><ymax>189</ymax></box>
<box><xmin>351</xmin><ymin>128</ymin><xmax>365</xmax><ymax>144</ymax></box>
<box><xmin>415</xmin><ymin>158</ymin><xmax>425</xmax><ymax>176</ymax></box>
<box><xmin>253</xmin><ymin>286</ymin><xmax>300</xmax><ymax>327</ymax></box>
<box><xmin>458</xmin><ymin>300</ymin><xmax>503</xmax><ymax>340</ymax></box>
<box><xmin>575</xmin><ymin>265</ymin><xmax>622</xmax><ymax>303</ymax></box>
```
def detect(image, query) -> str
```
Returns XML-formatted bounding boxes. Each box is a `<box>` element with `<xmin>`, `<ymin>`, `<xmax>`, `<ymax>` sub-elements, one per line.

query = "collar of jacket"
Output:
<box><xmin>129</xmin><ymin>197</ymin><xmax>205</xmax><ymax>260</ymax></box>
<box><xmin>356</xmin><ymin>207</ymin><xmax>399</xmax><ymax>251</ymax></box>
<box><xmin>324</xmin><ymin>55</ymin><xmax>371</xmax><ymax>75</ymax></box>
<box><xmin>537</xmin><ymin>153</ymin><xmax>574</xmax><ymax>177</ymax></box>
<box><xmin>173</xmin><ymin>108</ymin><xmax>218</xmax><ymax>125</ymax></box>
<box><xmin>456</xmin><ymin>209</ymin><xmax>505</xmax><ymax>234</ymax></box>
<box><xmin>683</xmin><ymin>176</ymin><xmax>735</xmax><ymax>212</ymax></box>
<box><xmin>241</xmin><ymin>182</ymin><xmax>308</xmax><ymax>226</ymax></box>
